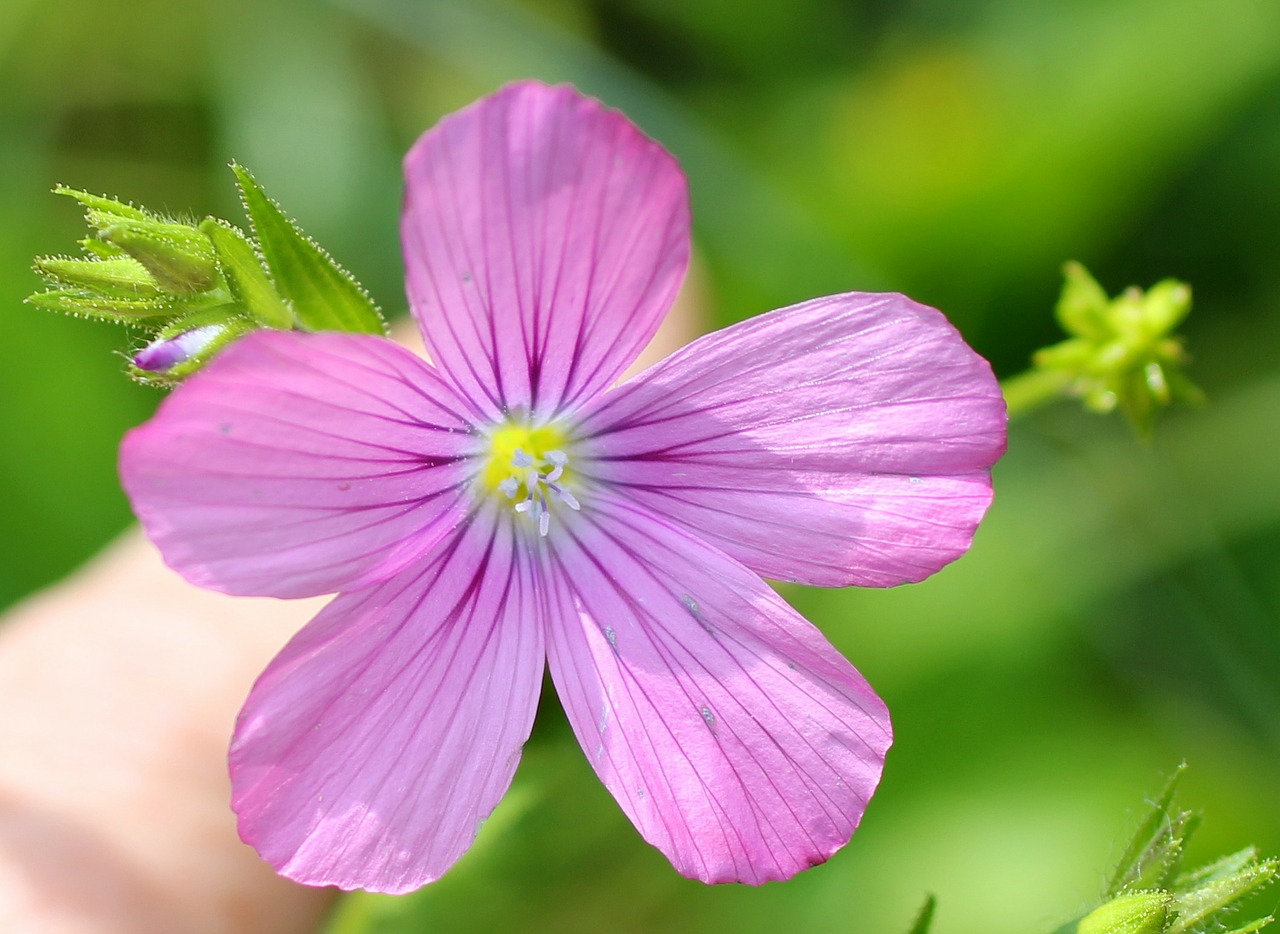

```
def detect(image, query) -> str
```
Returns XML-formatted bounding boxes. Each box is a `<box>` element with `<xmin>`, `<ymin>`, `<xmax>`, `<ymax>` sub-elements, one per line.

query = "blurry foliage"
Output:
<box><xmin>3</xmin><ymin>0</ymin><xmax>1280</xmax><ymax>932</ymax></box>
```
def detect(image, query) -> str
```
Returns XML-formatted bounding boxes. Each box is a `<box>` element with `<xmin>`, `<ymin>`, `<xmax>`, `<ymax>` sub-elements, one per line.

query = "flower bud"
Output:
<box><xmin>97</xmin><ymin>217</ymin><xmax>219</xmax><ymax>294</ymax></box>
<box><xmin>129</xmin><ymin>312</ymin><xmax>255</xmax><ymax>384</ymax></box>
<box><xmin>1031</xmin><ymin>263</ymin><xmax>1204</xmax><ymax>437</ymax></box>
<box><xmin>1076</xmin><ymin>891</ymin><xmax>1172</xmax><ymax>934</ymax></box>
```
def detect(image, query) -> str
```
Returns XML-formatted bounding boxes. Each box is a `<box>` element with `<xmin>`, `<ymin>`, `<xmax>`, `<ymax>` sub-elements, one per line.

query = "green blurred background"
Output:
<box><xmin>3</xmin><ymin>0</ymin><xmax>1279</xmax><ymax>930</ymax></box>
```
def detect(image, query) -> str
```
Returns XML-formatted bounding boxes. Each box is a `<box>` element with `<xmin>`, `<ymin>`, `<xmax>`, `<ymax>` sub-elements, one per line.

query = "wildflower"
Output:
<box><xmin>119</xmin><ymin>81</ymin><xmax>1007</xmax><ymax>893</ymax></box>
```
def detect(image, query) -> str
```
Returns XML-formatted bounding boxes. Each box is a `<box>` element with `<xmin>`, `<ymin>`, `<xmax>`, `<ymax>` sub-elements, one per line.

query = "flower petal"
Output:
<box><xmin>575</xmin><ymin>292</ymin><xmax>1007</xmax><ymax>587</ymax></box>
<box><xmin>230</xmin><ymin>511</ymin><xmax>545</xmax><ymax>893</ymax></box>
<box><xmin>402</xmin><ymin>80</ymin><xmax>690</xmax><ymax>421</ymax></box>
<box><xmin>544</xmin><ymin>494</ymin><xmax>891</xmax><ymax>884</ymax></box>
<box><xmin>120</xmin><ymin>330</ymin><xmax>478</xmax><ymax>598</ymax></box>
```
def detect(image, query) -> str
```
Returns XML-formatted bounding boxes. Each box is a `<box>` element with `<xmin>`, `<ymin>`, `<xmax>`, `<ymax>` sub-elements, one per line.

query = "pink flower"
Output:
<box><xmin>119</xmin><ymin>81</ymin><xmax>1006</xmax><ymax>893</ymax></box>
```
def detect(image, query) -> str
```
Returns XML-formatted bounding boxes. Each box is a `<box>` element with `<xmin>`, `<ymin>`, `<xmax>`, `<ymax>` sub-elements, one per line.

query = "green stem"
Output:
<box><xmin>1001</xmin><ymin>368</ymin><xmax>1073</xmax><ymax>420</ymax></box>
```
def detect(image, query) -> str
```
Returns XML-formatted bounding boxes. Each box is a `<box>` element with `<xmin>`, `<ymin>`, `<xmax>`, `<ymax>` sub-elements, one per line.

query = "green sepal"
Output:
<box><xmin>200</xmin><ymin>218</ymin><xmax>295</xmax><ymax>329</ymax></box>
<box><xmin>25</xmin><ymin>287</ymin><xmax>209</xmax><ymax>322</ymax></box>
<box><xmin>1167</xmin><ymin>857</ymin><xmax>1279</xmax><ymax>934</ymax></box>
<box><xmin>78</xmin><ymin>238</ymin><xmax>125</xmax><ymax>259</ymax></box>
<box><xmin>33</xmin><ymin>255</ymin><xmax>163</xmax><ymax>299</ymax></box>
<box><xmin>1105</xmin><ymin>764</ymin><xmax>1190</xmax><ymax>897</ymax></box>
<box><xmin>53</xmin><ymin>186</ymin><xmax>150</xmax><ymax>222</ymax></box>
<box><xmin>127</xmin><ymin>307</ymin><xmax>257</xmax><ymax>386</ymax></box>
<box><xmin>231</xmin><ymin>163</ymin><xmax>385</xmax><ymax>335</ymax></box>
<box><xmin>97</xmin><ymin>217</ymin><xmax>219</xmax><ymax>294</ymax></box>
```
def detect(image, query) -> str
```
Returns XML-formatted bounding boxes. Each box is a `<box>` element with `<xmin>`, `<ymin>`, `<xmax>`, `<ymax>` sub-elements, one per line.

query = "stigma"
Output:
<box><xmin>480</xmin><ymin>422</ymin><xmax>581</xmax><ymax>536</ymax></box>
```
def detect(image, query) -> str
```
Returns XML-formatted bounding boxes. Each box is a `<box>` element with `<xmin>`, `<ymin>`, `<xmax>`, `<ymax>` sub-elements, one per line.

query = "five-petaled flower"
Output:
<box><xmin>120</xmin><ymin>81</ymin><xmax>1007</xmax><ymax>893</ymax></box>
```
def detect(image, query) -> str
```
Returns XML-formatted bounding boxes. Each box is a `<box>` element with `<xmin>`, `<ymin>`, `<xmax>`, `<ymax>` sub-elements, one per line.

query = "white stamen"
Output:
<box><xmin>499</xmin><ymin>445</ymin><xmax>580</xmax><ymax>535</ymax></box>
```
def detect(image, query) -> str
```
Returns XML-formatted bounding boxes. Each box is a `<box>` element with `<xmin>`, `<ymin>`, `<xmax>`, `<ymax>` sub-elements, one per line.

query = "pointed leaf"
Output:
<box><xmin>231</xmin><ymin>164</ymin><xmax>384</xmax><ymax>335</ymax></box>
<box><xmin>906</xmin><ymin>895</ymin><xmax>937</xmax><ymax>934</ymax></box>
<box><xmin>201</xmin><ymin>219</ymin><xmax>294</xmax><ymax>329</ymax></box>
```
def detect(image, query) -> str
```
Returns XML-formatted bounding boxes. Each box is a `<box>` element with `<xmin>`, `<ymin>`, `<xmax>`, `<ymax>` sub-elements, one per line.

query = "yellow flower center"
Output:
<box><xmin>479</xmin><ymin>421</ymin><xmax>580</xmax><ymax>535</ymax></box>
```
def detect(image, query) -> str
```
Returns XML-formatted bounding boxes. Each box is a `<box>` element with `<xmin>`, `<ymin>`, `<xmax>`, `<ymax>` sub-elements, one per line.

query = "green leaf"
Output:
<box><xmin>231</xmin><ymin>163</ymin><xmax>385</xmax><ymax>335</ymax></box>
<box><xmin>201</xmin><ymin>219</ymin><xmax>295</xmax><ymax>329</ymax></box>
<box><xmin>906</xmin><ymin>894</ymin><xmax>937</xmax><ymax>934</ymax></box>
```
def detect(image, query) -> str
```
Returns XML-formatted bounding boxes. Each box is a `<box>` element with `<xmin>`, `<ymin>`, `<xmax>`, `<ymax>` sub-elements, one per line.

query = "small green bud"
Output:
<box><xmin>52</xmin><ymin>186</ymin><xmax>220</xmax><ymax>294</ymax></box>
<box><xmin>1056</xmin><ymin>261</ymin><xmax>1112</xmax><ymax>340</ymax></box>
<box><xmin>1077</xmin><ymin>891</ymin><xmax>1172</xmax><ymax>934</ymax></box>
<box><xmin>97</xmin><ymin>217</ymin><xmax>219</xmax><ymax>294</ymax></box>
<box><xmin>1030</xmin><ymin>263</ymin><xmax>1204</xmax><ymax>437</ymax></box>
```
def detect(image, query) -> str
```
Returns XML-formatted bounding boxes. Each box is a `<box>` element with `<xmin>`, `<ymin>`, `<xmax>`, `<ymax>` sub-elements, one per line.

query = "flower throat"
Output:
<box><xmin>480</xmin><ymin>422</ymin><xmax>580</xmax><ymax>535</ymax></box>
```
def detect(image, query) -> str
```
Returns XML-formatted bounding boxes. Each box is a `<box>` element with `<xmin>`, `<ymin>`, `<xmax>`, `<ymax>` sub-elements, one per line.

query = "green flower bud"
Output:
<box><xmin>97</xmin><ymin>217</ymin><xmax>219</xmax><ymax>294</ymax></box>
<box><xmin>53</xmin><ymin>186</ymin><xmax>220</xmax><ymax>294</ymax></box>
<box><xmin>1029</xmin><ymin>263</ymin><xmax>1204</xmax><ymax>437</ymax></box>
<box><xmin>1076</xmin><ymin>892</ymin><xmax>1172</xmax><ymax>934</ymax></box>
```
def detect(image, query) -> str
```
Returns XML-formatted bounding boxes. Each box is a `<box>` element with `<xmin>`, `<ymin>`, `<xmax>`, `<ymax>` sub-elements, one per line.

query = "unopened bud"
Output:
<box><xmin>98</xmin><ymin>218</ymin><xmax>219</xmax><ymax>294</ymax></box>
<box><xmin>1031</xmin><ymin>263</ymin><xmax>1204</xmax><ymax>437</ymax></box>
<box><xmin>129</xmin><ymin>312</ymin><xmax>254</xmax><ymax>384</ymax></box>
<box><xmin>1076</xmin><ymin>891</ymin><xmax>1172</xmax><ymax>934</ymax></box>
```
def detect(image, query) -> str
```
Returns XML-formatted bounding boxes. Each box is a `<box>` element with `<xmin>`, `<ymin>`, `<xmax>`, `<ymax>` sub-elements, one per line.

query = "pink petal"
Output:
<box><xmin>575</xmin><ymin>292</ymin><xmax>1007</xmax><ymax>587</ymax></box>
<box><xmin>402</xmin><ymin>80</ymin><xmax>689</xmax><ymax>421</ymax></box>
<box><xmin>230</xmin><ymin>511</ymin><xmax>545</xmax><ymax>893</ymax></box>
<box><xmin>120</xmin><ymin>330</ymin><xmax>478</xmax><ymax>599</ymax></box>
<box><xmin>544</xmin><ymin>493</ymin><xmax>891</xmax><ymax>884</ymax></box>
